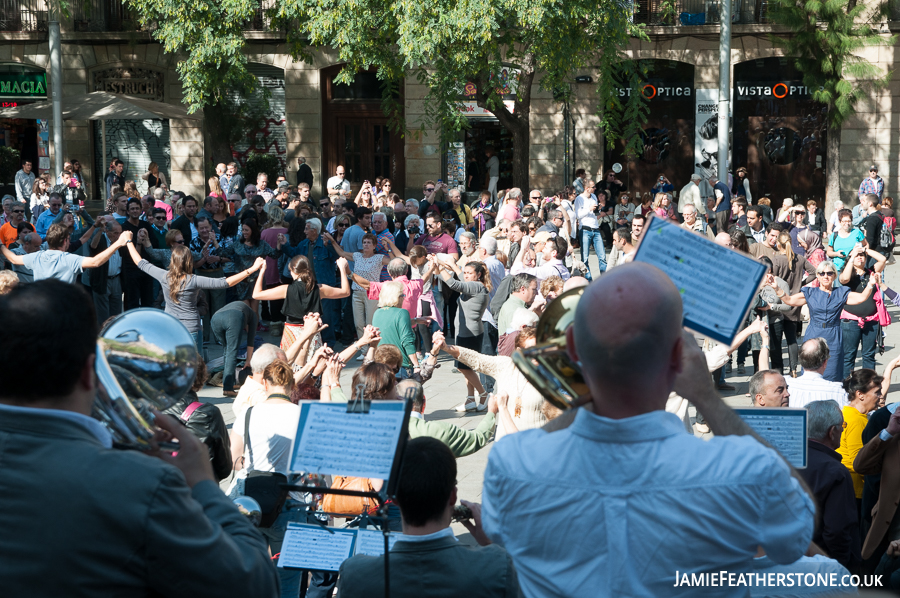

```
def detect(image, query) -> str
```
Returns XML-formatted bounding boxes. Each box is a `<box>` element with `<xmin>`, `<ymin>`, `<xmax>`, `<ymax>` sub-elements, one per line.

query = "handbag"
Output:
<box><xmin>241</xmin><ymin>406</ymin><xmax>289</xmax><ymax>527</ymax></box>
<box><xmin>321</xmin><ymin>476</ymin><xmax>375</xmax><ymax>516</ymax></box>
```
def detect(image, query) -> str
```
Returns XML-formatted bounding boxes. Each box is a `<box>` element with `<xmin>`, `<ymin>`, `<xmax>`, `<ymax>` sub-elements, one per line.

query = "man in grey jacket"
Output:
<box><xmin>0</xmin><ymin>280</ymin><xmax>279</xmax><ymax>598</ymax></box>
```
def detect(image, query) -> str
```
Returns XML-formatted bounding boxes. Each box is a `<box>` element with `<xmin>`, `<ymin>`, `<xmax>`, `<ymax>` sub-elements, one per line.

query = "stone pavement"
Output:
<box><xmin>200</xmin><ymin>250</ymin><xmax>900</xmax><ymax>541</ymax></box>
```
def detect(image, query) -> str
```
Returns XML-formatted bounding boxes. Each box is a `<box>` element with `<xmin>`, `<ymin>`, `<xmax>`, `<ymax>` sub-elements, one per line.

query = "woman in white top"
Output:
<box><xmin>324</xmin><ymin>230</ymin><xmax>390</xmax><ymax>359</ymax></box>
<box><xmin>435</xmin><ymin>325</ymin><xmax>546</xmax><ymax>440</ymax></box>
<box><xmin>29</xmin><ymin>178</ymin><xmax>48</xmax><ymax>221</ymax></box>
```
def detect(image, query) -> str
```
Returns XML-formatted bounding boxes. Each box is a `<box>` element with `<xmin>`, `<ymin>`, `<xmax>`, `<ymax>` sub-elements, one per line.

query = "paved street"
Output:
<box><xmin>201</xmin><ymin>251</ymin><xmax>900</xmax><ymax>542</ymax></box>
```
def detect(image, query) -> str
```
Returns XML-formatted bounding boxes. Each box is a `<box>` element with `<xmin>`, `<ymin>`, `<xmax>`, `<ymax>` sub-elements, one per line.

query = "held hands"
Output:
<box><xmin>672</xmin><ymin>329</ymin><xmax>716</xmax><ymax>402</ymax></box>
<box><xmin>252</xmin><ymin>257</ymin><xmax>266</xmax><ymax>272</ymax></box>
<box><xmin>488</xmin><ymin>393</ymin><xmax>502</xmax><ymax>415</ymax></box>
<box><xmin>323</xmin><ymin>354</ymin><xmax>345</xmax><ymax>387</ymax></box>
<box><xmin>431</xmin><ymin>330</ymin><xmax>446</xmax><ymax>352</ymax></box>
<box><xmin>336</xmin><ymin>256</ymin><xmax>349</xmax><ymax>271</ymax></box>
<box><xmin>137</xmin><ymin>228</ymin><xmax>149</xmax><ymax>245</ymax></box>
<box><xmin>322</xmin><ymin>232</ymin><xmax>335</xmax><ymax>245</ymax></box>
<box><xmin>277</xmin><ymin>233</ymin><xmax>286</xmax><ymax>248</ymax></box>
<box><xmin>360</xmin><ymin>324</ymin><xmax>381</xmax><ymax>346</ymax></box>
<box><xmin>117</xmin><ymin>230</ymin><xmax>134</xmax><ymax>246</ymax></box>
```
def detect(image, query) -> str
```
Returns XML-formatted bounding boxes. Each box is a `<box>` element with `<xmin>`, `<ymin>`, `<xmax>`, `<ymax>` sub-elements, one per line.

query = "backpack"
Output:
<box><xmin>882</xmin><ymin>215</ymin><xmax>896</xmax><ymax>249</ymax></box>
<box><xmin>878</xmin><ymin>214</ymin><xmax>894</xmax><ymax>250</ymax></box>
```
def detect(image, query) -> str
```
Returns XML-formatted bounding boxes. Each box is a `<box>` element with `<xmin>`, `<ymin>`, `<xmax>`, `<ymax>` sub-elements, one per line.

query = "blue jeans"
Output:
<box><xmin>842</xmin><ymin>319</ymin><xmax>879</xmax><ymax>374</ymax></box>
<box><xmin>580</xmin><ymin>228</ymin><xmax>607</xmax><ymax>280</ymax></box>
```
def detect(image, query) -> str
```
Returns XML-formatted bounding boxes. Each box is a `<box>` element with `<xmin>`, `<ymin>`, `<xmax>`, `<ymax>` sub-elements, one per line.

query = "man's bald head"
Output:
<box><xmin>570</xmin><ymin>263</ymin><xmax>683</xmax><ymax>413</ymax></box>
<box><xmin>714</xmin><ymin>232</ymin><xmax>732</xmax><ymax>247</ymax></box>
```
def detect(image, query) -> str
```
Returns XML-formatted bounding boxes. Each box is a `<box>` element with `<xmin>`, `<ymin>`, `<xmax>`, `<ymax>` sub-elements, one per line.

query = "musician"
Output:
<box><xmin>0</xmin><ymin>280</ymin><xmax>278</xmax><ymax>597</ymax></box>
<box><xmin>481</xmin><ymin>262</ymin><xmax>817</xmax><ymax>596</ymax></box>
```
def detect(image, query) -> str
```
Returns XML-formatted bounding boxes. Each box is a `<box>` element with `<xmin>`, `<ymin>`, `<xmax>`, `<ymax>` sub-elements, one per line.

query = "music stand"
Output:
<box><xmin>282</xmin><ymin>385</ymin><xmax>415</xmax><ymax>598</ymax></box>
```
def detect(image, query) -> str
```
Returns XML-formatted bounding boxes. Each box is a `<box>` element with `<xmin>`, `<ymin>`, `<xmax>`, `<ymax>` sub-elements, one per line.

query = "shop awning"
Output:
<box><xmin>0</xmin><ymin>91</ymin><xmax>201</xmax><ymax>121</ymax></box>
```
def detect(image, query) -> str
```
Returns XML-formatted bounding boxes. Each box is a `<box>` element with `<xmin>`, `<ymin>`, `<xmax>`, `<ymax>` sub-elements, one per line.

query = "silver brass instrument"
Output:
<box><xmin>512</xmin><ymin>286</ymin><xmax>588</xmax><ymax>411</ymax></box>
<box><xmin>94</xmin><ymin>309</ymin><xmax>198</xmax><ymax>449</ymax></box>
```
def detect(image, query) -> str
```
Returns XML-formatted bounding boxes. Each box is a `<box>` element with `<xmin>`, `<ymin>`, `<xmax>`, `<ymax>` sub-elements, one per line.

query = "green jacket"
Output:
<box><xmin>408</xmin><ymin>412</ymin><xmax>496</xmax><ymax>458</ymax></box>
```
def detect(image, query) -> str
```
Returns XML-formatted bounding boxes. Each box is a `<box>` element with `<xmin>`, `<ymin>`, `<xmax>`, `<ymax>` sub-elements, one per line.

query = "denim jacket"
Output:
<box><xmin>282</xmin><ymin>235</ymin><xmax>339</xmax><ymax>286</ymax></box>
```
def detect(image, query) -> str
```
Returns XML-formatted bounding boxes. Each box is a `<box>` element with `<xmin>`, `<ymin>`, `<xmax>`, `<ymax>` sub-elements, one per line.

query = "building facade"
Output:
<box><xmin>0</xmin><ymin>0</ymin><xmax>894</xmax><ymax>208</ymax></box>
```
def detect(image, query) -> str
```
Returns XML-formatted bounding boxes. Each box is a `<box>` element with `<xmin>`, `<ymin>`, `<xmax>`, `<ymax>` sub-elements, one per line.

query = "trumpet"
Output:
<box><xmin>512</xmin><ymin>286</ymin><xmax>588</xmax><ymax>411</ymax></box>
<box><xmin>94</xmin><ymin>309</ymin><xmax>199</xmax><ymax>450</ymax></box>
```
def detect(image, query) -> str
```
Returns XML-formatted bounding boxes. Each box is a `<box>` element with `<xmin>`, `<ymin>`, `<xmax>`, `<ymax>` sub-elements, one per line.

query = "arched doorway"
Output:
<box><xmin>321</xmin><ymin>66</ymin><xmax>404</xmax><ymax>194</ymax></box>
<box><xmin>733</xmin><ymin>57</ymin><xmax>827</xmax><ymax>208</ymax></box>
<box><xmin>603</xmin><ymin>59</ymin><xmax>696</xmax><ymax>198</ymax></box>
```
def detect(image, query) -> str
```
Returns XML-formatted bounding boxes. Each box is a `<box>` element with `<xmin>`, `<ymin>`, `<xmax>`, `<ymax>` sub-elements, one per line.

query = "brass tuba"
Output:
<box><xmin>94</xmin><ymin>309</ymin><xmax>199</xmax><ymax>449</ymax></box>
<box><xmin>511</xmin><ymin>286</ymin><xmax>588</xmax><ymax>411</ymax></box>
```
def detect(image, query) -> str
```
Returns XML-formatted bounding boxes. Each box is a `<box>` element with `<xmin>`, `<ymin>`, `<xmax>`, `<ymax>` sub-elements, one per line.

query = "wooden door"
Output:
<box><xmin>334</xmin><ymin>117</ymin><xmax>404</xmax><ymax>189</ymax></box>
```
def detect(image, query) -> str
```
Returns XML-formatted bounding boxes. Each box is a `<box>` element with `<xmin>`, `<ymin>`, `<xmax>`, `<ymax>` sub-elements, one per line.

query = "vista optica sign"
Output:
<box><xmin>616</xmin><ymin>85</ymin><xmax>692</xmax><ymax>99</ymax></box>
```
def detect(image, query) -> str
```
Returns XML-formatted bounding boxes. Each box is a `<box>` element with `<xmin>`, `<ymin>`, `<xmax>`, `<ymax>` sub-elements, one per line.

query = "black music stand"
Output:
<box><xmin>282</xmin><ymin>385</ymin><xmax>415</xmax><ymax>598</ymax></box>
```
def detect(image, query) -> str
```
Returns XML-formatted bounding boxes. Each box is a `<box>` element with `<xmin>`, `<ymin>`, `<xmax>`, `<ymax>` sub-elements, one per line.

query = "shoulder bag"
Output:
<box><xmin>242</xmin><ymin>406</ymin><xmax>289</xmax><ymax>527</ymax></box>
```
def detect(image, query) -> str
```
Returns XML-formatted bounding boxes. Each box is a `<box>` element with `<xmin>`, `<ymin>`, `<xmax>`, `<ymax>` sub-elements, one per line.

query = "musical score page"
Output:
<box><xmin>633</xmin><ymin>215</ymin><xmax>767</xmax><ymax>345</ymax></box>
<box><xmin>278</xmin><ymin>523</ymin><xmax>356</xmax><ymax>571</ymax></box>
<box><xmin>354</xmin><ymin>528</ymin><xmax>404</xmax><ymax>556</ymax></box>
<box><xmin>733</xmin><ymin>408</ymin><xmax>808</xmax><ymax>468</ymax></box>
<box><xmin>289</xmin><ymin>402</ymin><xmax>407</xmax><ymax>478</ymax></box>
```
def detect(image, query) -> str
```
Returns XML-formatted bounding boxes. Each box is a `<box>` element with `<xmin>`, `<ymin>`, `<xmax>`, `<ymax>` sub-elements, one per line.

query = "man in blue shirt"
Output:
<box><xmin>482</xmin><ymin>263</ymin><xmax>815</xmax><ymax>596</ymax></box>
<box><xmin>709</xmin><ymin>175</ymin><xmax>732</xmax><ymax>235</ymax></box>
<box><xmin>35</xmin><ymin>193</ymin><xmax>64</xmax><ymax>240</ymax></box>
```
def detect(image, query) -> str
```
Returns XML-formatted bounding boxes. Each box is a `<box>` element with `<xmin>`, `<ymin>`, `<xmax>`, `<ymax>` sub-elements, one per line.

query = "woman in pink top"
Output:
<box><xmin>259</xmin><ymin>206</ymin><xmax>288</xmax><ymax>329</ymax></box>
<box><xmin>496</xmin><ymin>191</ymin><xmax>520</xmax><ymax>222</ymax></box>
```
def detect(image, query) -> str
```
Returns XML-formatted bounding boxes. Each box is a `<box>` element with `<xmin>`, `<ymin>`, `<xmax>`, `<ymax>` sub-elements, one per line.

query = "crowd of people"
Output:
<box><xmin>4</xmin><ymin>154</ymin><xmax>900</xmax><ymax>597</ymax></box>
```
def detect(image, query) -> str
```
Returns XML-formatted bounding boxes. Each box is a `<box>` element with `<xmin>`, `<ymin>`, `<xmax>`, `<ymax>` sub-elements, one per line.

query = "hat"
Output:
<box><xmin>532</xmin><ymin>231</ymin><xmax>552</xmax><ymax>245</ymax></box>
<box><xmin>870</xmin><ymin>164</ymin><xmax>879</xmax><ymax>172</ymax></box>
<box><xmin>277</xmin><ymin>181</ymin><xmax>290</xmax><ymax>189</ymax></box>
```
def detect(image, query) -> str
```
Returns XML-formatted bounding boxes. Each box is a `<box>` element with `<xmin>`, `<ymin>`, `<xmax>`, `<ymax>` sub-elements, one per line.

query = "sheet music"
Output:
<box><xmin>734</xmin><ymin>408</ymin><xmax>808</xmax><ymax>468</ymax></box>
<box><xmin>278</xmin><ymin>523</ymin><xmax>356</xmax><ymax>571</ymax></box>
<box><xmin>354</xmin><ymin>528</ymin><xmax>404</xmax><ymax>556</ymax></box>
<box><xmin>289</xmin><ymin>402</ymin><xmax>407</xmax><ymax>478</ymax></box>
<box><xmin>633</xmin><ymin>216</ymin><xmax>767</xmax><ymax>345</ymax></box>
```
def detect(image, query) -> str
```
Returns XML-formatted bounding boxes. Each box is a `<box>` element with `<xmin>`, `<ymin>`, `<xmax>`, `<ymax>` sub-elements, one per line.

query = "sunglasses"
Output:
<box><xmin>425</xmin><ymin>188</ymin><xmax>435</xmax><ymax>192</ymax></box>
<box><xmin>531</xmin><ymin>196</ymin><xmax>541</xmax><ymax>200</ymax></box>
<box><xmin>337</xmin><ymin>223</ymin><xmax>349</xmax><ymax>228</ymax></box>
<box><xmin>154</xmin><ymin>216</ymin><xmax>166</xmax><ymax>220</ymax></box>
<box><xmin>817</xmin><ymin>271</ymin><xmax>835</xmax><ymax>276</ymax></box>
<box><xmin>12</xmin><ymin>209</ymin><xmax>24</xmax><ymax>214</ymax></box>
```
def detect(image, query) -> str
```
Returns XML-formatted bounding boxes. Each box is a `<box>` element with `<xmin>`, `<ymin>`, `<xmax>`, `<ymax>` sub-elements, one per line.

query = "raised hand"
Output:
<box><xmin>252</xmin><ymin>257</ymin><xmax>266</xmax><ymax>272</ymax></box>
<box><xmin>336</xmin><ymin>256</ymin><xmax>349</xmax><ymax>271</ymax></box>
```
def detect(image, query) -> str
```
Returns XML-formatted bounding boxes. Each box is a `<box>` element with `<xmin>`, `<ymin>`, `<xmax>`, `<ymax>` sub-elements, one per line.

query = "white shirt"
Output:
<box><xmin>510</xmin><ymin>257</ymin><xmax>569</xmax><ymax>283</ymax></box>
<box><xmin>787</xmin><ymin>371</ymin><xmax>849</xmax><ymax>409</ymax></box>
<box><xmin>0</xmin><ymin>403</ymin><xmax>112</xmax><ymax>448</ymax></box>
<box><xmin>107</xmin><ymin>243</ymin><xmax>122</xmax><ymax>277</ymax></box>
<box><xmin>678</xmin><ymin>181</ymin><xmax>705</xmax><ymax>214</ymax></box>
<box><xmin>482</xmin><ymin>409</ymin><xmax>814</xmax><ymax>597</ymax></box>
<box><xmin>326</xmin><ymin>176</ymin><xmax>351</xmax><ymax>195</ymax></box>
<box><xmin>394</xmin><ymin>526</ymin><xmax>454</xmax><ymax>544</ymax></box>
<box><xmin>232</xmin><ymin>377</ymin><xmax>267</xmax><ymax>421</ymax></box>
<box><xmin>233</xmin><ymin>400</ymin><xmax>300</xmax><ymax>476</ymax></box>
<box><xmin>482</xmin><ymin>255</ymin><xmax>507</xmax><ymax>326</ymax></box>
<box><xmin>573</xmin><ymin>193</ymin><xmax>600</xmax><ymax>229</ymax></box>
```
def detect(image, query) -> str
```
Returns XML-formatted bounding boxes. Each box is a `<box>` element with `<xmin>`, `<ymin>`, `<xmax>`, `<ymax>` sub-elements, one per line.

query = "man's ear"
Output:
<box><xmin>81</xmin><ymin>353</ymin><xmax>96</xmax><ymax>393</ymax></box>
<box><xmin>448</xmin><ymin>486</ymin><xmax>458</xmax><ymax>511</ymax></box>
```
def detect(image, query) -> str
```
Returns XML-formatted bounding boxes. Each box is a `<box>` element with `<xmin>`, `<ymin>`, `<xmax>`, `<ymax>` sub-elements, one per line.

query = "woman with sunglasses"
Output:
<box><xmin>139</xmin><ymin>228</ymin><xmax>195</xmax><ymax>267</ymax></box>
<box><xmin>332</xmin><ymin>214</ymin><xmax>352</xmax><ymax>245</ymax></box>
<box><xmin>768</xmin><ymin>260</ymin><xmax>876</xmax><ymax>382</ymax></box>
<box><xmin>839</xmin><ymin>245</ymin><xmax>887</xmax><ymax>374</ymax></box>
<box><xmin>355</xmin><ymin>180</ymin><xmax>374</xmax><ymax>208</ymax></box>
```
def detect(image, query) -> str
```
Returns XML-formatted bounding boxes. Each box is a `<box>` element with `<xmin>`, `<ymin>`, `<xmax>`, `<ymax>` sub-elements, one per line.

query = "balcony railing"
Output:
<box><xmin>73</xmin><ymin>0</ymin><xmax>142</xmax><ymax>32</ymax></box>
<box><xmin>0</xmin><ymin>0</ymin><xmax>48</xmax><ymax>31</ymax></box>
<box><xmin>243</xmin><ymin>0</ymin><xmax>280</xmax><ymax>31</ymax></box>
<box><xmin>633</xmin><ymin>0</ymin><xmax>768</xmax><ymax>25</ymax></box>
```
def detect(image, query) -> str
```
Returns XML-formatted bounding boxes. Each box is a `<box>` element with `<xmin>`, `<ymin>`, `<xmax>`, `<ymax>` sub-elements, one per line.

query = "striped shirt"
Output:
<box><xmin>787</xmin><ymin>371</ymin><xmax>849</xmax><ymax>409</ymax></box>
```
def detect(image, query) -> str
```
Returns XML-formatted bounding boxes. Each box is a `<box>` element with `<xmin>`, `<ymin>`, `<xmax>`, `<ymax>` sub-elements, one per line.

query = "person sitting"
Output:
<box><xmin>232</xmin><ymin>343</ymin><xmax>286</xmax><ymax>421</ymax></box>
<box><xmin>787</xmin><ymin>338</ymin><xmax>849</xmax><ymax>408</ymax></box>
<box><xmin>401</xmin><ymin>379</ymin><xmax>497</xmax><ymax>458</ymax></box>
<box><xmin>337</xmin><ymin>437</ymin><xmax>520</xmax><ymax>597</ymax></box>
<box><xmin>0</xmin><ymin>280</ymin><xmax>278</xmax><ymax>597</ymax></box>
<box><xmin>798</xmin><ymin>400</ymin><xmax>861</xmax><ymax>572</ymax></box>
<box><xmin>481</xmin><ymin>262</ymin><xmax>816</xmax><ymax>596</ymax></box>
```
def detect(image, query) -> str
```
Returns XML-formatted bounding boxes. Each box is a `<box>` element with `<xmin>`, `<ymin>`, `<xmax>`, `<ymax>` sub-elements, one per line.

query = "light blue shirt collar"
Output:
<box><xmin>394</xmin><ymin>526</ymin><xmax>456</xmax><ymax>544</ymax></box>
<box><xmin>0</xmin><ymin>402</ymin><xmax>113</xmax><ymax>448</ymax></box>
<box><xmin>889</xmin><ymin>402</ymin><xmax>900</xmax><ymax>414</ymax></box>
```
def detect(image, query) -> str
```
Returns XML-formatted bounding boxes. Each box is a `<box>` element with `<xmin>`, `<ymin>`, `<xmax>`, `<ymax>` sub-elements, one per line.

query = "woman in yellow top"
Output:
<box><xmin>838</xmin><ymin>368</ymin><xmax>884</xmax><ymax>507</ymax></box>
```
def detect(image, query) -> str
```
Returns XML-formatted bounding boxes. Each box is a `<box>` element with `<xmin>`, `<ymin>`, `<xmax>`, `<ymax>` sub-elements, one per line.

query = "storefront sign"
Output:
<box><xmin>694</xmin><ymin>89</ymin><xmax>719</xmax><ymax>180</ymax></box>
<box><xmin>617</xmin><ymin>85</ymin><xmax>692</xmax><ymax>100</ymax></box>
<box><xmin>460</xmin><ymin>68</ymin><xmax>518</xmax><ymax>117</ymax></box>
<box><xmin>93</xmin><ymin>67</ymin><xmax>165</xmax><ymax>102</ymax></box>
<box><xmin>0</xmin><ymin>72</ymin><xmax>47</xmax><ymax>98</ymax></box>
<box><xmin>458</xmin><ymin>99</ymin><xmax>516</xmax><ymax>116</ymax></box>
<box><xmin>735</xmin><ymin>81</ymin><xmax>814</xmax><ymax>99</ymax></box>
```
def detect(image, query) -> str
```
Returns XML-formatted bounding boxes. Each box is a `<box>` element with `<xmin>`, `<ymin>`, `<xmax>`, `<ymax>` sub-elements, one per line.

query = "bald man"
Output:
<box><xmin>481</xmin><ymin>262</ymin><xmax>815</xmax><ymax>596</ymax></box>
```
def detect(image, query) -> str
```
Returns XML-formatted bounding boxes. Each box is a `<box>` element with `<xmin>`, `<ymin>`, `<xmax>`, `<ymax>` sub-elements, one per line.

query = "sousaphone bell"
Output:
<box><xmin>94</xmin><ymin>309</ymin><xmax>198</xmax><ymax>449</ymax></box>
<box><xmin>512</xmin><ymin>286</ymin><xmax>588</xmax><ymax>411</ymax></box>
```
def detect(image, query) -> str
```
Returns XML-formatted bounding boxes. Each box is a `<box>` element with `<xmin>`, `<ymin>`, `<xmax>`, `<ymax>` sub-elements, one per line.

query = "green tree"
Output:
<box><xmin>125</xmin><ymin>0</ymin><xmax>649</xmax><ymax>188</ymax></box>
<box><xmin>769</xmin><ymin>0</ymin><xmax>894</xmax><ymax>202</ymax></box>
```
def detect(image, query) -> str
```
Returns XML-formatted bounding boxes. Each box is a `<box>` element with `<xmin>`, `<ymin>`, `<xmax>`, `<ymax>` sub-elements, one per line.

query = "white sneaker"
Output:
<box><xmin>454</xmin><ymin>400</ymin><xmax>477</xmax><ymax>412</ymax></box>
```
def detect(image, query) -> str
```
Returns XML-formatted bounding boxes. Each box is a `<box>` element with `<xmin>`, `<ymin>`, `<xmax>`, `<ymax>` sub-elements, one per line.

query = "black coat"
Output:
<box><xmin>163</xmin><ymin>392</ymin><xmax>232</xmax><ymax>481</ymax></box>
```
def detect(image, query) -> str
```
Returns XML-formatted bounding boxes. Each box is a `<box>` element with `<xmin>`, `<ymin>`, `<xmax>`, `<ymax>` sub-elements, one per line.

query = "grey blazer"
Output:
<box><xmin>0</xmin><ymin>408</ymin><xmax>279</xmax><ymax>598</ymax></box>
<box><xmin>338</xmin><ymin>534</ymin><xmax>520</xmax><ymax>597</ymax></box>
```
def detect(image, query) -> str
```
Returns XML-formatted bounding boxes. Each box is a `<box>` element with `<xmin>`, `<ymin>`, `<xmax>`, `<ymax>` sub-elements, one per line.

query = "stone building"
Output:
<box><xmin>0</xmin><ymin>0</ymin><xmax>893</xmax><ymax>208</ymax></box>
